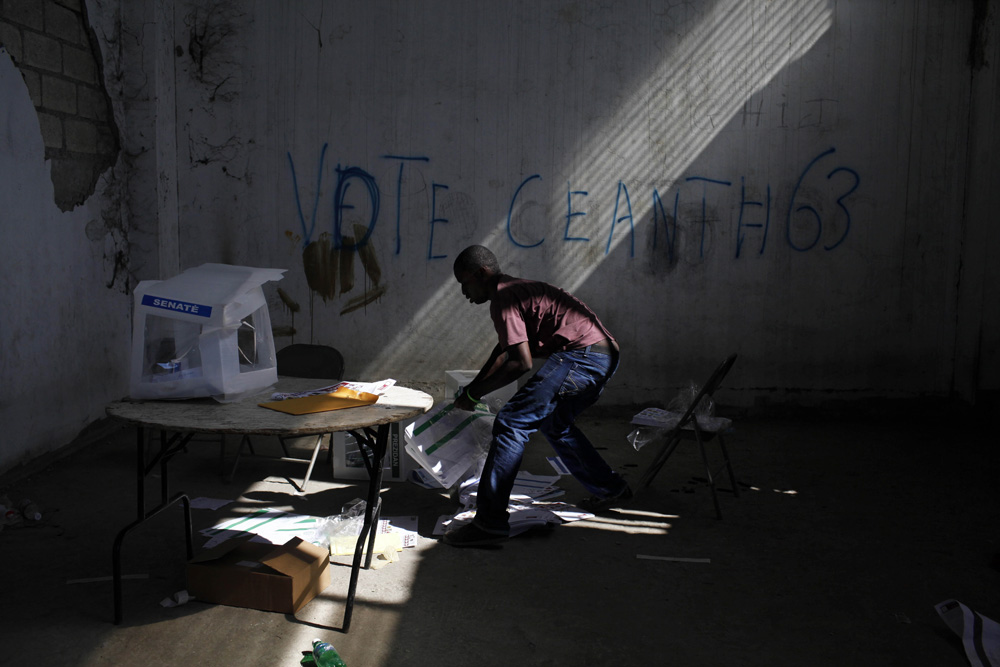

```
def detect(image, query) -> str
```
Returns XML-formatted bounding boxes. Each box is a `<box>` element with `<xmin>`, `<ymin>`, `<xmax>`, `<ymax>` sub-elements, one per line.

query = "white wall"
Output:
<box><xmin>2</xmin><ymin>0</ymin><xmax>998</xmax><ymax>474</ymax></box>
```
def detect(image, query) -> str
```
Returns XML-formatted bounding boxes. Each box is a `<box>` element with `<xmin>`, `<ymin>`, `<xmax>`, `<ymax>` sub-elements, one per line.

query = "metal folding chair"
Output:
<box><xmin>637</xmin><ymin>354</ymin><xmax>739</xmax><ymax>519</ymax></box>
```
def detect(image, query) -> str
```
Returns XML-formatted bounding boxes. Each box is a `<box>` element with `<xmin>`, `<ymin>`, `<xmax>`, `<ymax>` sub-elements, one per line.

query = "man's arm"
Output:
<box><xmin>455</xmin><ymin>341</ymin><xmax>532</xmax><ymax>410</ymax></box>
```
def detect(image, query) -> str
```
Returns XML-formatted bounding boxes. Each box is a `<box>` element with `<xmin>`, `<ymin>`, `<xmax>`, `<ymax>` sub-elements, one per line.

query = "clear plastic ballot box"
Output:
<box><xmin>129</xmin><ymin>263</ymin><xmax>286</xmax><ymax>402</ymax></box>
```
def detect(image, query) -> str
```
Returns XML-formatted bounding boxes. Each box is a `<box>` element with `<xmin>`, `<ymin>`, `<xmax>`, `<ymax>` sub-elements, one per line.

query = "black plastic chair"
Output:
<box><xmin>227</xmin><ymin>344</ymin><xmax>346</xmax><ymax>491</ymax></box>
<box><xmin>637</xmin><ymin>354</ymin><xmax>739</xmax><ymax>519</ymax></box>
<box><xmin>276</xmin><ymin>344</ymin><xmax>345</xmax><ymax>491</ymax></box>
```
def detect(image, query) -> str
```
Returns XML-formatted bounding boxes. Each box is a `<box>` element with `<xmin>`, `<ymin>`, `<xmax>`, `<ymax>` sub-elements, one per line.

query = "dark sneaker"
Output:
<box><xmin>578</xmin><ymin>484</ymin><xmax>633</xmax><ymax>513</ymax></box>
<box><xmin>442</xmin><ymin>522</ymin><xmax>509</xmax><ymax>548</ymax></box>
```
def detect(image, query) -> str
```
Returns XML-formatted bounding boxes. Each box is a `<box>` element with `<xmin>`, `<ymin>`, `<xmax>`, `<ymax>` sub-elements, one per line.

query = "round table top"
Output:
<box><xmin>106</xmin><ymin>379</ymin><xmax>434</xmax><ymax>436</ymax></box>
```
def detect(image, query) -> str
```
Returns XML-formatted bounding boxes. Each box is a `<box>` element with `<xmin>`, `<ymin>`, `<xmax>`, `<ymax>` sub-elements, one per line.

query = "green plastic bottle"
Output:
<box><xmin>306</xmin><ymin>638</ymin><xmax>346</xmax><ymax>667</ymax></box>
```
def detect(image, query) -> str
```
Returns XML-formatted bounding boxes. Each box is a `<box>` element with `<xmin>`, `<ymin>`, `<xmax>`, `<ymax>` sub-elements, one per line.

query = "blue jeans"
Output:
<box><xmin>474</xmin><ymin>347</ymin><xmax>626</xmax><ymax>534</ymax></box>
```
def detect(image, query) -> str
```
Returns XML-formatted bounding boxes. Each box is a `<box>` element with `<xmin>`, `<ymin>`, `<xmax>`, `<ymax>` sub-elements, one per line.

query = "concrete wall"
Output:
<box><xmin>1</xmin><ymin>0</ymin><xmax>998</xmax><ymax>474</ymax></box>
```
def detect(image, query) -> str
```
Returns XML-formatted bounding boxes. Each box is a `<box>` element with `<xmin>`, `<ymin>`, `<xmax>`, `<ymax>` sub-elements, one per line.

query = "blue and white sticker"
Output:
<box><xmin>547</xmin><ymin>456</ymin><xmax>571</xmax><ymax>475</ymax></box>
<box><xmin>141</xmin><ymin>294</ymin><xmax>212</xmax><ymax>317</ymax></box>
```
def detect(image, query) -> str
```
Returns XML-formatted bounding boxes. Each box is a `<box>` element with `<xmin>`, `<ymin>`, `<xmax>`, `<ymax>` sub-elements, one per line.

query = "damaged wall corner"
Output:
<box><xmin>0</xmin><ymin>0</ymin><xmax>120</xmax><ymax>211</ymax></box>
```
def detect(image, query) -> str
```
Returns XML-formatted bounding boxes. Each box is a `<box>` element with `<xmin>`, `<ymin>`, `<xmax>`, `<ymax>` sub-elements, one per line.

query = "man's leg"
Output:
<box><xmin>539</xmin><ymin>351</ymin><xmax>629</xmax><ymax>499</ymax></box>
<box><xmin>472</xmin><ymin>353</ymin><xmax>579</xmax><ymax>533</ymax></box>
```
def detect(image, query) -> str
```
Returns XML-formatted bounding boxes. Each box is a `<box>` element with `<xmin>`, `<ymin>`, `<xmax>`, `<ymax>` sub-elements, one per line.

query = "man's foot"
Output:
<box><xmin>578</xmin><ymin>484</ymin><xmax>633</xmax><ymax>513</ymax></box>
<box><xmin>442</xmin><ymin>522</ymin><xmax>509</xmax><ymax>548</ymax></box>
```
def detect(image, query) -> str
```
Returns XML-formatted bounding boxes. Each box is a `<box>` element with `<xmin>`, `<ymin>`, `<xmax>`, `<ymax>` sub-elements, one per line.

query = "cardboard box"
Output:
<box><xmin>187</xmin><ymin>535</ymin><xmax>330</xmax><ymax>614</ymax></box>
<box><xmin>445</xmin><ymin>370</ymin><xmax>518</xmax><ymax>407</ymax></box>
<box><xmin>130</xmin><ymin>263</ymin><xmax>286</xmax><ymax>402</ymax></box>
<box><xmin>332</xmin><ymin>420</ymin><xmax>414</xmax><ymax>481</ymax></box>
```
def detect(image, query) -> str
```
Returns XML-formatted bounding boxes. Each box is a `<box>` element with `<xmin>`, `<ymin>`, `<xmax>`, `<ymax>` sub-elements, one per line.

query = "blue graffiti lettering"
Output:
<box><xmin>333</xmin><ymin>165</ymin><xmax>380</xmax><ymax>250</ymax></box>
<box><xmin>650</xmin><ymin>189</ymin><xmax>677</xmax><ymax>263</ymax></box>
<box><xmin>383</xmin><ymin>155</ymin><xmax>430</xmax><ymax>255</ymax></box>
<box><xmin>564</xmin><ymin>184</ymin><xmax>589</xmax><ymax>242</ymax></box>
<box><xmin>428</xmin><ymin>182</ymin><xmax>449</xmax><ymax>260</ymax></box>
<box><xmin>606</xmin><ymin>181</ymin><xmax>636</xmax><ymax>257</ymax></box>
<box><xmin>507</xmin><ymin>174</ymin><xmax>544</xmax><ymax>248</ymax></box>
<box><xmin>287</xmin><ymin>143</ymin><xmax>328</xmax><ymax>247</ymax></box>
<box><xmin>824</xmin><ymin>166</ymin><xmax>860</xmax><ymax>251</ymax></box>
<box><xmin>735</xmin><ymin>177</ymin><xmax>771</xmax><ymax>258</ymax></box>
<box><xmin>686</xmin><ymin>176</ymin><xmax>732</xmax><ymax>258</ymax></box>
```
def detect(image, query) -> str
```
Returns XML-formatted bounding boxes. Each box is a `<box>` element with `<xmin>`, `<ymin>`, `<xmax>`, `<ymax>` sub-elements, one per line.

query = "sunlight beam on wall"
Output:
<box><xmin>363</xmin><ymin>0</ymin><xmax>832</xmax><ymax>387</ymax></box>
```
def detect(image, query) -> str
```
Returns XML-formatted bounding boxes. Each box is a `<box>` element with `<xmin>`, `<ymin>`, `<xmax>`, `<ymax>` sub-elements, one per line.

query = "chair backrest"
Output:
<box><xmin>675</xmin><ymin>354</ymin><xmax>737</xmax><ymax>429</ymax></box>
<box><xmin>276</xmin><ymin>344</ymin><xmax>345</xmax><ymax>380</ymax></box>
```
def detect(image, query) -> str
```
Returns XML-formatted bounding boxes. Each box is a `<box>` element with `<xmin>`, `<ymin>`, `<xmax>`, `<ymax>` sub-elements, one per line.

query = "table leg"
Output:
<box><xmin>342</xmin><ymin>423</ymin><xmax>389</xmax><ymax>632</ymax></box>
<box><xmin>112</xmin><ymin>426</ymin><xmax>194</xmax><ymax>625</ymax></box>
<box><xmin>135</xmin><ymin>427</ymin><xmax>145</xmax><ymax>520</ymax></box>
<box><xmin>112</xmin><ymin>491</ymin><xmax>193</xmax><ymax>624</ymax></box>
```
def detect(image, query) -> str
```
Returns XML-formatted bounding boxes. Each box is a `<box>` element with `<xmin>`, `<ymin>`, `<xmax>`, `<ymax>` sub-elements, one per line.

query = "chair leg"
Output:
<box><xmin>694</xmin><ymin>428</ymin><xmax>724</xmax><ymax>520</ymax></box>
<box><xmin>295</xmin><ymin>434</ymin><xmax>325</xmax><ymax>493</ymax></box>
<box><xmin>224</xmin><ymin>434</ymin><xmax>251</xmax><ymax>483</ymax></box>
<box><xmin>638</xmin><ymin>430</ymin><xmax>682</xmax><ymax>490</ymax></box>
<box><xmin>277</xmin><ymin>435</ymin><xmax>291</xmax><ymax>458</ymax></box>
<box><xmin>717</xmin><ymin>433</ymin><xmax>739</xmax><ymax>498</ymax></box>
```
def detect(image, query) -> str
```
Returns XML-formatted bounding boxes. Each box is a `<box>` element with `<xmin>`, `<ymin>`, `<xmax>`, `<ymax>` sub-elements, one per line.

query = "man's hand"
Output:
<box><xmin>454</xmin><ymin>386</ymin><xmax>479</xmax><ymax>411</ymax></box>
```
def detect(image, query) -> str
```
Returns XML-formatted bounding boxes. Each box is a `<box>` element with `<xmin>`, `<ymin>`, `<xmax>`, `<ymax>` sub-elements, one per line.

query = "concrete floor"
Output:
<box><xmin>1</xmin><ymin>401</ymin><xmax>997</xmax><ymax>667</ymax></box>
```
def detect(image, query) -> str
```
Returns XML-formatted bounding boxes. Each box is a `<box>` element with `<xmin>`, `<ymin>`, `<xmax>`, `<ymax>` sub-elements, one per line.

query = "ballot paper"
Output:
<box><xmin>935</xmin><ymin>599</ymin><xmax>1000</xmax><ymax>667</ymax></box>
<box><xmin>435</xmin><ymin>471</ymin><xmax>594</xmax><ymax>537</ymax></box>
<box><xmin>269</xmin><ymin>379</ymin><xmax>396</xmax><ymax>401</ymax></box>
<box><xmin>201</xmin><ymin>508</ymin><xmax>419</xmax><ymax>550</ymax></box>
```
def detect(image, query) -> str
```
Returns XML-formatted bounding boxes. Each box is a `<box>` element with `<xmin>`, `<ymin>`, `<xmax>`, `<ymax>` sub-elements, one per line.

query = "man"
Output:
<box><xmin>443</xmin><ymin>245</ymin><xmax>631</xmax><ymax>547</ymax></box>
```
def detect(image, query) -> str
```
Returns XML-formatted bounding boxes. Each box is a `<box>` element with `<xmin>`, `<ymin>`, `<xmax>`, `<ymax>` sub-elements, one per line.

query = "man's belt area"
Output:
<box><xmin>577</xmin><ymin>339</ymin><xmax>614</xmax><ymax>355</ymax></box>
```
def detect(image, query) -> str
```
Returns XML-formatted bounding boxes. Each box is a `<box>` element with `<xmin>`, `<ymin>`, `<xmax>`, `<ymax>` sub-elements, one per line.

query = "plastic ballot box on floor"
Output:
<box><xmin>129</xmin><ymin>263</ymin><xmax>286</xmax><ymax>402</ymax></box>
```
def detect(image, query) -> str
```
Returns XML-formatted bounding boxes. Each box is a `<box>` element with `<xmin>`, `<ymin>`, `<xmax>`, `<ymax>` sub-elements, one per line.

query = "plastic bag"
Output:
<box><xmin>668</xmin><ymin>381</ymin><xmax>715</xmax><ymax>418</ymax></box>
<box><xmin>307</xmin><ymin>498</ymin><xmax>367</xmax><ymax>548</ymax></box>
<box><xmin>627</xmin><ymin>426</ymin><xmax>665</xmax><ymax>452</ymax></box>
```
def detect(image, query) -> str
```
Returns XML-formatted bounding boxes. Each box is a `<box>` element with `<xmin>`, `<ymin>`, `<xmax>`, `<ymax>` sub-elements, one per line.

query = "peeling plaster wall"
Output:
<box><xmin>0</xmin><ymin>42</ymin><xmax>129</xmax><ymax>474</ymax></box>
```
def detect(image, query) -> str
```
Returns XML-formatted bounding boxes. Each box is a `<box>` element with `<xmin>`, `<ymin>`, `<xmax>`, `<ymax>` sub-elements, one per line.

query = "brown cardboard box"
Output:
<box><xmin>187</xmin><ymin>534</ymin><xmax>331</xmax><ymax>614</ymax></box>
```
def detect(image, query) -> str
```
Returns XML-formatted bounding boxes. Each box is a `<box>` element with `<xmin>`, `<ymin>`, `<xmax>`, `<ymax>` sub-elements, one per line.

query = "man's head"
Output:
<box><xmin>454</xmin><ymin>245</ymin><xmax>501</xmax><ymax>305</ymax></box>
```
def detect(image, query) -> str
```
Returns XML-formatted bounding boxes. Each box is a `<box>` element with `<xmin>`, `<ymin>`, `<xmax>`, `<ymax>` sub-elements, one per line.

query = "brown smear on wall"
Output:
<box><xmin>300</xmin><ymin>230</ymin><xmax>387</xmax><ymax>315</ymax></box>
<box><xmin>339</xmin><ymin>236</ymin><xmax>355</xmax><ymax>294</ymax></box>
<box><xmin>354</xmin><ymin>223</ymin><xmax>382</xmax><ymax>286</ymax></box>
<box><xmin>302</xmin><ymin>233</ymin><xmax>337</xmax><ymax>301</ymax></box>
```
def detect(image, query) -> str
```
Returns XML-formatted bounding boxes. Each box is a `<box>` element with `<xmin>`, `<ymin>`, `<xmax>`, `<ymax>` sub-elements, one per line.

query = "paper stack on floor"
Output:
<box><xmin>432</xmin><ymin>470</ymin><xmax>594</xmax><ymax>537</ymax></box>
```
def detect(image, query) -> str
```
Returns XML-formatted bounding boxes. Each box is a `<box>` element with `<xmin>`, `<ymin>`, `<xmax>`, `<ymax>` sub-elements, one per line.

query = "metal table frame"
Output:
<box><xmin>106</xmin><ymin>380</ymin><xmax>432</xmax><ymax>631</ymax></box>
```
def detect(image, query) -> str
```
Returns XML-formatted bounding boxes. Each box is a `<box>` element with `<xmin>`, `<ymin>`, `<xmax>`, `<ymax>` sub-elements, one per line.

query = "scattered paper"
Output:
<box><xmin>201</xmin><ymin>509</ymin><xmax>420</xmax><ymax>551</ymax></box>
<box><xmin>189</xmin><ymin>497</ymin><xmax>232</xmax><ymax>510</ymax></box>
<box><xmin>935</xmin><ymin>599</ymin><xmax>1000</xmax><ymax>667</ymax></box>
<box><xmin>160</xmin><ymin>590</ymin><xmax>192</xmax><ymax>608</ymax></box>
<box><xmin>201</xmin><ymin>509</ymin><xmax>324</xmax><ymax>549</ymax></box>
<box><xmin>409</xmin><ymin>469</ymin><xmax>445</xmax><ymax>489</ymax></box>
<box><xmin>636</xmin><ymin>554</ymin><xmax>711</xmax><ymax>563</ymax></box>
<box><xmin>434</xmin><ymin>471</ymin><xmax>595</xmax><ymax>537</ymax></box>
<box><xmin>547</xmin><ymin>456</ymin><xmax>570</xmax><ymax>475</ymax></box>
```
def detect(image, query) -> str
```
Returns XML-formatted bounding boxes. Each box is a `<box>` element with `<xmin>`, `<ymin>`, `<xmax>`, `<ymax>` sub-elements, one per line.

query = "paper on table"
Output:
<box><xmin>258</xmin><ymin>386</ymin><xmax>379</xmax><ymax>415</ymax></box>
<box><xmin>269</xmin><ymin>379</ymin><xmax>396</xmax><ymax>401</ymax></box>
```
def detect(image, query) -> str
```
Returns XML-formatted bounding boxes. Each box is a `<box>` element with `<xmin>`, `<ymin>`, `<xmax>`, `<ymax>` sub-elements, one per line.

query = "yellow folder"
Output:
<box><xmin>258</xmin><ymin>387</ymin><xmax>379</xmax><ymax>415</ymax></box>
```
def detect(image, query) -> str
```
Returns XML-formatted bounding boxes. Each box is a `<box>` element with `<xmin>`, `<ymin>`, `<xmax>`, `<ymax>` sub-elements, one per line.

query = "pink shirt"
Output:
<box><xmin>490</xmin><ymin>275</ymin><xmax>613</xmax><ymax>356</ymax></box>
